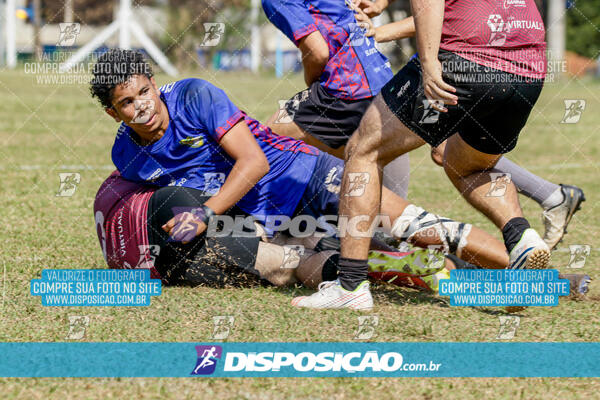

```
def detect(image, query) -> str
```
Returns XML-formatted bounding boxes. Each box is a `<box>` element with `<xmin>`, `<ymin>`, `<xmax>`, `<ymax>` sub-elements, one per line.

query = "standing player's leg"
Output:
<box><xmin>335</xmin><ymin>96</ymin><xmax>424</xmax><ymax>292</ymax></box>
<box><xmin>432</xmin><ymin>142</ymin><xmax>585</xmax><ymax>249</ymax></box>
<box><xmin>382</xmin><ymin>153</ymin><xmax>410</xmax><ymax>199</ymax></box>
<box><xmin>266</xmin><ymin>85</ymin><xmax>411</xmax><ymax>198</ymax></box>
<box><xmin>441</xmin><ymin>76</ymin><xmax>550</xmax><ymax>269</ymax></box>
<box><xmin>493</xmin><ymin>157</ymin><xmax>585</xmax><ymax>249</ymax></box>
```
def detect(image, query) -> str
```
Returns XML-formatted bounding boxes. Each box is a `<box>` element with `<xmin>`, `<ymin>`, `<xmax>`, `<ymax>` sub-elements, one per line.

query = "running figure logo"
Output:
<box><xmin>203</xmin><ymin>173</ymin><xmax>226</xmax><ymax>196</ymax></box>
<box><xmin>419</xmin><ymin>100</ymin><xmax>442</xmax><ymax>124</ymax></box>
<box><xmin>191</xmin><ymin>345</ymin><xmax>223</xmax><ymax>375</ymax></box>
<box><xmin>345</xmin><ymin>172</ymin><xmax>370</xmax><ymax>197</ymax></box>
<box><xmin>56</xmin><ymin>172</ymin><xmax>81</xmax><ymax>197</ymax></box>
<box><xmin>65</xmin><ymin>315</ymin><xmax>90</xmax><ymax>340</ymax></box>
<box><xmin>201</xmin><ymin>23</ymin><xmax>225</xmax><ymax>47</ymax></box>
<box><xmin>348</xmin><ymin>23</ymin><xmax>371</xmax><ymax>47</ymax></box>
<box><xmin>486</xmin><ymin>173</ymin><xmax>512</xmax><ymax>197</ymax></box>
<box><xmin>275</xmin><ymin>100</ymin><xmax>295</xmax><ymax>123</ymax></box>
<box><xmin>561</xmin><ymin>100</ymin><xmax>586</xmax><ymax>124</ymax></box>
<box><xmin>57</xmin><ymin>23</ymin><xmax>81</xmax><ymax>46</ymax></box>
<box><xmin>497</xmin><ymin>316</ymin><xmax>520</xmax><ymax>340</ymax></box>
<box><xmin>212</xmin><ymin>316</ymin><xmax>235</xmax><ymax>340</ymax></box>
<box><xmin>131</xmin><ymin>99</ymin><xmax>155</xmax><ymax>124</ymax></box>
<box><xmin>281</xmin><ymin>245</ymin><xmax>305</xmax><ymax>269</ymax></box>
<box><xmin>567</xmin><ymin>245</ymin><xmax>591</xmax><ymax>269</ymax></box>
<box><xmin>487</xmin><ymin>14</ymin><xmax>508</xmax><ymax>46</ymax></box>
<box><xmin>354</xmin><ymin>316</ymin><xmax>379</xmax><ymax>340</ymax></box>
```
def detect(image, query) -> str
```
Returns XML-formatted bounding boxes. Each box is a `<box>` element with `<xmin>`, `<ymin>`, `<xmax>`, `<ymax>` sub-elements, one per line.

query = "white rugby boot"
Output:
<box><xmin>291</xmin><ymin>280</ymin><xmax>373</xmax><ymax>311</ymax></box>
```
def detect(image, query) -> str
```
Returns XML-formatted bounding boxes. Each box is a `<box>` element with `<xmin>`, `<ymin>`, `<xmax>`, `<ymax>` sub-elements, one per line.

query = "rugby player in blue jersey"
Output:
<box><xmin>262</xmin><ymin>0</ymin><xmax>413</xmax><ymax>199</ymax></box>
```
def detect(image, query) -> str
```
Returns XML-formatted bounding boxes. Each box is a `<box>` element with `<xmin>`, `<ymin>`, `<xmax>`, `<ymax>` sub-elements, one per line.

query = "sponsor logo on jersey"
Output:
<box><xmin>504</xmin><ymin>0</ymin><xmax>526</xmax><ymax>9</ymax></box>
<box><xmin>179</xmin><ymin>136</ymin><xmax>204</xmax><ymax>148</ymax></box>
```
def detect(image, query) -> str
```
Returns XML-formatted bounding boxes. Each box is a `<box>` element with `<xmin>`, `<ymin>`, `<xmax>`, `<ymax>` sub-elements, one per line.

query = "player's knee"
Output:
<box><xmin>430</xmin><ymin>144</ymin><xmax>445</xmax><ymax>167</ymax></box>
<box><xmin>267</xmin><ymin>270</ymin><xmax>296</xmax><ymax>287</ymax></box>
<box><xmin>345</xmin><ymin>122</ymin><xmax>382</xmax><ymax>163</ymax></box>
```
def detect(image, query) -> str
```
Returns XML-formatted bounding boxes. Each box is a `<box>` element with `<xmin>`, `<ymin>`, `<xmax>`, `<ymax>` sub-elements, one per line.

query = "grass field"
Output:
<box><xmin>1</xmin><ymin>67</ymin><xmax>599</xmax><ymax>398</ymax></box>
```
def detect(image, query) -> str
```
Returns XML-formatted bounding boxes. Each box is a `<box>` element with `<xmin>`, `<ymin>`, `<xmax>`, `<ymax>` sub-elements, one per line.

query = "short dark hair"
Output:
<box><xmin>90</xmin><ymin>49</ymin><xmax>154</xmax><ymax>108</ymax></box>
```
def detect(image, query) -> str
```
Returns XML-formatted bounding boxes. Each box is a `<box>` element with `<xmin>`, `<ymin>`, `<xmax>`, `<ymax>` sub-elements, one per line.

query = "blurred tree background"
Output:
<box><xmin>28</xmin><ymin>0</ymin><xmax>600</xmax><ymax>68</ymax></box>
<box><xmin>566</xmin><ymin>0</ymin><xmax>600</xmax><ymax>59</ymax></box>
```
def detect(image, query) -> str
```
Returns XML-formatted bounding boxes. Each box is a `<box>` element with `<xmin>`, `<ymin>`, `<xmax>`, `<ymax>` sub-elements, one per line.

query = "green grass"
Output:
<box><xmin>1</xmin><ymin>67</ymin><xmax>599</xmax><ymax>398</ymax></box>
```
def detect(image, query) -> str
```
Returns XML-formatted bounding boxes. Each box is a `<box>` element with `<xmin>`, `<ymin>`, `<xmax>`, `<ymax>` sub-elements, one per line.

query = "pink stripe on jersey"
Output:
<box><xmin>440</xmin><ymin>0</ymin><xmax>546</xmax><ymax>79</ymax></box>
<box><xmin>94</xmin><ymin>171</ymin><xmax>161</xmax><ymax>279</ymax></box>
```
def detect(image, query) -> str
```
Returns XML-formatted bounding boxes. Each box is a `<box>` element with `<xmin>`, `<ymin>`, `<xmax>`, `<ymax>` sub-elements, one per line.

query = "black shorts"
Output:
<box><xmin>381</xmin><ymin>51</ymin><xmax>544</xmax><ymax>154</ymax></box>
<box><xmin>285</xmin><ymin>81</ymin><xmax>373</xmax><ymax>149</ymax></box>
<box><xmin>147</xmin><ymin>186</ymin><xmax>262</xmax><ymax>286</ymax></box>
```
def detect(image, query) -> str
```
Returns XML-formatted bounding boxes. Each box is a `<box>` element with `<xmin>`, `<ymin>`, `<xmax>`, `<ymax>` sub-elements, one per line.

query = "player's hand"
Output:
<box><xmin>352</xmin><ymin>0</ymin><xmax>385</xmax><ymax>17</ymax></box>
<box><xmin>421</xmin><ymin>59</ymin><xmax>457</xmax><ymax>112</ymax></box>
<box><xmin>162</xmin><ymin>211</ymin><xmax>207</xmax><ymax>244</ymax></box>
<box><xmin>354</xmin><ymin>9</ymin><xmax>376</xmax><ymax>39</ymax></box>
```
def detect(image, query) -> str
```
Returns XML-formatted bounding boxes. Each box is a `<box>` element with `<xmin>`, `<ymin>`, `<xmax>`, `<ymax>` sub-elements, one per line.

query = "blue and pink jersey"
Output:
<box><xmin>262</xmin><ymin>0</ymin><xmax>393</xmax><ymax>100</ymax></box>
<box><xmin>111</xmin><ymin>78</ymin><xmax>320</xmax><ymax>225</ymax></box>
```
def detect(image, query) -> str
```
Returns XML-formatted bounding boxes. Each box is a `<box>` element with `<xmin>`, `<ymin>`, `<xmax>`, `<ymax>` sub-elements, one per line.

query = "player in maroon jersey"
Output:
<box><xmin>93</xmin><ymin>171</ymin><xmax>478</xmax><ymax>291</ymax></box>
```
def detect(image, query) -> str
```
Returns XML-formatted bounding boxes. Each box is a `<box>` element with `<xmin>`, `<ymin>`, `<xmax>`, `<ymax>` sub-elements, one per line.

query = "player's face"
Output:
<box><xmin>105</xmin><ymin>75</ymin><xmax>166</xmax><ymax>141</ymax></box>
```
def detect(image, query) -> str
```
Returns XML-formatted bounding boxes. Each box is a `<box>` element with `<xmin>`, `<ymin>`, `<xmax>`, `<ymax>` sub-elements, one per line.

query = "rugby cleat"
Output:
<box><xmin>542</xmin><ymin>184</ymin><xmax>585</xmax><ymax>249</ymax></box>
<box><xmin>391</xmin><ymin>205</ymin><xmax>471</xmax><ymax>257</ymax></box>
<box><xmin>291</xmin><ymin>280</ymin><xmax>373</xmax><ymax>311</ymax></box>
<box><xmin>509</xmin><ymin>228</ymin><xmax>551</xmax><ymax>269</ymax></box>
<box><xmin>559</xmin><ymin>273</ymin><xmax>592</xmax><ymax>300</ymax></box>
<box><xmin>367</xmin><ymin>249</ymin><xmax>446</xmax><ymax>276</ymax></box>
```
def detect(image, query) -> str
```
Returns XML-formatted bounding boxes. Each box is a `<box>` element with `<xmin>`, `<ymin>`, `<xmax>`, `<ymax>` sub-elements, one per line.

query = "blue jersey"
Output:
<box><xmin>262</xmin><ymin>0</ymin><xmax>393</xmax><ymax>100</ymax></box>
<box><xmin>112</xmin><ymin>78</ymin><xmax>320</xmax><ymax>226</ymax></box>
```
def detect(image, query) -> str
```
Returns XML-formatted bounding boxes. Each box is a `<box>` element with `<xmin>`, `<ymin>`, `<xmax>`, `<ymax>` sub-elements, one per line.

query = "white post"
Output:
<box><xmin>547</xmin><ymin>0</ymin><xmax>565</xmax><ymax>69</ymax></box>
<box><xmin>59</xmin><ymin>20</ymin><xmax>120</xmax><ymax>73</ymax></box>
<box><xmin>119</xmin><ymin>0</ymin><xmax>131</xmax><ymax>50</ymax></box>
<box><xmin>250</xmin><ymin>0</ymin><xmax>260</xmax><ymax>73</ymax></box>
<box><xmin>5</xmin><ymin>0</ymin><xmax>16</xmax><ymax>68</ymax></box>
<box><xmin>64</xmin><ymin>0</ymin><xmax>73</xmax><ymax>23</ymax></box>
<box><xmin>129</xmin><ymin>20</ymin><xmax>178</xmax><ymax>76</ymax></box>
<box><xmin>59</xmin><ymin>0</ymin><xmax>178</xmax><ymax>76</ymax></box>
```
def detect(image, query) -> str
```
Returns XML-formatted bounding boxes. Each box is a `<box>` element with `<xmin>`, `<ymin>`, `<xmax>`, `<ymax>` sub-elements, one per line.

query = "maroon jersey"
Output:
<box><xmin>94</xmin><ymin>171</ymin><xmax>160</xmax><ymax>279</ymax></box>
<box><xmin>440</xmin><ymin>0</ymin><xmax>546</xmax><ymax>79</ymax></box>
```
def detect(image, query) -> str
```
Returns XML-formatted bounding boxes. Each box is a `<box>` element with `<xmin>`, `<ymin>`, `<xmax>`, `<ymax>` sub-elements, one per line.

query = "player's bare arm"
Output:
<box><xmin>352</xmin><ymin>0</ymin><xmax>392</xmax><ymax>18</ymax></box>
<box><xmin>298</xmin><ymin>31</ymin><xmax>330</xmax><ymax>86</ymax></box>
<box><xmin>355</xmin><ymin>12</ymin><xmax>415</xmax><ymax>42</ymax></box>
<box><xmin>163</xmin><ymin>121</ymin><xmax>270</xmax><ymax>239</ymax></box>
<box><xmin>411</xmin><ymin>0</ymin><xmax>456</xmax><ymax>111</ymax></box>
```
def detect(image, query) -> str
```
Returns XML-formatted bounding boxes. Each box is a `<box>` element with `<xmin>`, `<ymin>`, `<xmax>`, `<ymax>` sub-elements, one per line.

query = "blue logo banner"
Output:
<box><xmin>30</xmin><ymin>269</ymin><xmax>162</xmax><ymax>306</ymax></box>
<box><xmin>439</xmin><ymin>269</ymin><xmax>569</xmax><ymax>306</ymax></box>
<box><xmin>0</xmin><ymin>342</ymin><xmax>598</xmax><ymax>377</ymax></box>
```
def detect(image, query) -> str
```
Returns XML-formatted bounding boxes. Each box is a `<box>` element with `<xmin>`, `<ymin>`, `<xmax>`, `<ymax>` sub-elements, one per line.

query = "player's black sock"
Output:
<box><xmin>315</xmin><ymin>236</ymin><xmax>341</xmax><ymax>252</ymax></box>
<box><xmin>321</xmin><ymin>253</ymin><xmax>339</xmax><ymax>281</ymax></box>
<box><xmin>502</xmin><ymin>217</ymin><xmax>531</xmax><ymax>253</ymax></box>
<box><xmin>338</xmin><ymin>257</ymin><xmax>368</xmax><ymax>291</ymax></box>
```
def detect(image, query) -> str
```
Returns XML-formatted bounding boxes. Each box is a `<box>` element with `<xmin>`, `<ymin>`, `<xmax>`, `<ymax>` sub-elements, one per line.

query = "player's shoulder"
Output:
<box><xmin>111</xmin><ymin>123</ymin><xmax>134</xmax><ymax>167</ymax></box>
<box><xmin>166</xmin><ymin>78</ymin><xmax>226</xmax><ymax>105</ymax></box>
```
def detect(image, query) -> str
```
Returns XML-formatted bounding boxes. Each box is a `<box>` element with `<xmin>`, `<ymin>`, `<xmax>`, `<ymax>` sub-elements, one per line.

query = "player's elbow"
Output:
<box><xmin>250</xmin><ymin>151</ymin><xmax>270</xmax><ymax>177</ymax></box>
<box><xmin>305</xmin><ymin>46</ymin><xmax>329</xmax><ymax>71</ymax></box>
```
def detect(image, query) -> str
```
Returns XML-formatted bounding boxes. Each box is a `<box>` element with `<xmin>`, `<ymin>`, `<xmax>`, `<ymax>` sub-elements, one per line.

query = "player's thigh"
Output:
<box><xmin>346</xmin><ymin>95</ymin><xmax>426</xmax><ymax>165</ymax></box>
<box><xmin>267</xmin><ymin>117</ymin><xmax>345</xmax><ymax>159</ymax></box>
<box><xmin>443</xmin><ymin>133</ymin><xmax>502</xmax><ymax>179</ymax></box>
